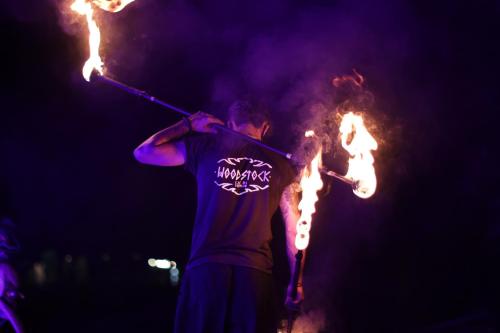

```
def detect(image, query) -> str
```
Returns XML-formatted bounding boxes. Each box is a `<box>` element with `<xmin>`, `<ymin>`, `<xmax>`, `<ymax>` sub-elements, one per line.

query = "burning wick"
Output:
<box><xmin>71</xmin><ymin>0</ymin><xmax>135</xmax><ymax>81</ymax></box>
<box><xmin>339</xmin><ymin>112</ymin><xmax>378</xmax><ymax>198</ymax></box>
<box><xmin>71</xmin><ymin>0</ymin><xmax>103</xmax><ymax>81</ymax></box>
<box><xmin>295</xmin><ymin>134</ymin><xmax>324</xmax><ymax>250</ymax></box>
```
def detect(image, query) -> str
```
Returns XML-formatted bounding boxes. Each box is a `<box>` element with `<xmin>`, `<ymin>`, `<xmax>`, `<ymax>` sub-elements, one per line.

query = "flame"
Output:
<box><xmin>71</xmin><ymin>0</ymin><xmax>103</xmax><ymax>81</ymax></box>
<box><xmin>339</xmin><ymin>112</ymin><xmax>378</xmax><ymax>198</ymax></box>
<box><xmin>71</xmin><ymin>0</ymin><xmax>134</xmax><ymax>81</ymax></box>
<box><xmin>93</xmin><ymin>0</ymin><xmax>135</xmax><ymax>12</ymax></box>
<box><xmin>295</xmin><ymin>146</ymin><xmax>323</xmax><ymax>250</ymax></box>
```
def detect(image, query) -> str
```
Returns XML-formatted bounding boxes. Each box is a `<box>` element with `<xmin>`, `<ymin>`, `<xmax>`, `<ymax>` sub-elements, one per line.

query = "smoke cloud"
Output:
<box><xmin>51</xmin><ymin>0</ymin><xmax>419</xmax><ymax>331</ymax></box>
<box><xmin>292</xmin><ymin>308</ymin><xmax>327</xmax><ymax>333</ymax></box>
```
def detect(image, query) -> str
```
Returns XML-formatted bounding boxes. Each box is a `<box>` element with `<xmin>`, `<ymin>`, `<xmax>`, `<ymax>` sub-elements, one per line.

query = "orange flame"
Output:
<box><xmin>295</xmin><ymin>133</ymin><xmax>324</xmax><ymax>250</ymax></box>
<box><xmin>339</xmin><ymin>112</ymin><xmax>378</xmax><ymax>198</ymax></box>
<box><xmin>71</xmin><ymin>0</ymin><xmax>134</xmax><ymax>81</ymax></box>
<box><xmin>93</xmin><ymin>0</ymin><xmax>135</xmax><ymax>12</ymax></box>
<box><xmin>71</xmin><ymin>0</ymin><xmax>103</xmax><ymax>81</ymax></box>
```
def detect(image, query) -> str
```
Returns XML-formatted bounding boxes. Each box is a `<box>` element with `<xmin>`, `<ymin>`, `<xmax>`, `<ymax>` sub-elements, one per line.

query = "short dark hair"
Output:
<box><xmin>228</xmin><ymin>99</ymin><xmax>270</xmax><ymax>128</ymax></box>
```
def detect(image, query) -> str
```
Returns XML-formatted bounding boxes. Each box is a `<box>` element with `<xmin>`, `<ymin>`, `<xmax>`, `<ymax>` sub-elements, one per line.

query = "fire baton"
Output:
<box><xmin>90</xmin><ymin>71</ymin><xmax>293</xmax><ymax>159</ymax></box>
<box><xmin>287</xmin><ymin>250</ymin><xmax>304</xmax><ymax>333</ymax></box>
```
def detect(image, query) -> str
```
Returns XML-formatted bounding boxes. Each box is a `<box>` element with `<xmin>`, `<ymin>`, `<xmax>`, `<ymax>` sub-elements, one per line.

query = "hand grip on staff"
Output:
<box><xmin>186</xmin><ymin>111</ymin><xmax>225</xmax><ymax>134</ymax></box>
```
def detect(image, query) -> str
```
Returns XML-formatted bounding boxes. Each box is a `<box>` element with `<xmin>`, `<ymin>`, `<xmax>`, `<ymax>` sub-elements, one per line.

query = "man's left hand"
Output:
<box><xmin>285</xmin><ymin>283</ymin><xmax>304</xmax><ymax>311</ymax></box>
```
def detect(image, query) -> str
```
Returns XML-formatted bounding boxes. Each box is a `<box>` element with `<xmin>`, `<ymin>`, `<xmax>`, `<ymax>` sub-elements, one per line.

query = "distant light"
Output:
<box><xmin>169</xmin><ymin>267</ymin><xmax>180</xmax><ymax>286</ymax></box>
<box><xmin>33</xmin><ymin>262</ymin><xmax>46</xmax><ymax>285</ymax></box>
<box><xmin>155</xmin><ymin>259</ymin><xmax>171</xmax><ymax>269</ymax></box>
<box><xmin>148</xmin><ymin>258</ymin><xmax>177</xmax><ymax>270</ymax></box>
<box><xmin>64</xmin><ymin>255</ymin><xmax>73</xmax><ymax>263</ymax></box>
<box><xmin>170</xmin><ymin>274</ymin><xmax>179</xmax><ymax>286</ymax></box>
<box><xmin>102</xmin><ymin>253</ymin><xmax>111</xmax><ymax>261</ymax></box>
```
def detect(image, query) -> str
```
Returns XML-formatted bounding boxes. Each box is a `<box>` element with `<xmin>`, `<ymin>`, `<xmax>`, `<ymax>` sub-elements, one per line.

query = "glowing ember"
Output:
<box><xmin>295</xmin><ymin>146</ymin><xmax>323</xmax><ymax>250</ymax></box>
<box><xmin>71</xmin><ymin>0</ymin><xmax>134</xmax><ymax>81</ymax></box>
<box><xmin>339</xmin><ymin>112</ymin><xmax>378</xmax><ymax>198</ymax></box>
<box><xmin>93</xmin><ymin>0</ymin><xmax>135</xmax><ymax>12</ymax></box>
<box><xmin>304</xmin><ymin>130</ymin><xmax>315</xmax><ymax>138</ymax></box>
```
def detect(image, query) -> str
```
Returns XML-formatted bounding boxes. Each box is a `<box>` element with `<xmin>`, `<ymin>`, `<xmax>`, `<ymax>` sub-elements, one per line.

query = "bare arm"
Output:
<box><xmin>280</xmin><ymin>182</ymin><xmax>305</xmax><ymax>307</ymax></box>
<box><xmin>134</xmin><ymin>112</ymin><xmax>224</xmax><ymax>166</ymax></box>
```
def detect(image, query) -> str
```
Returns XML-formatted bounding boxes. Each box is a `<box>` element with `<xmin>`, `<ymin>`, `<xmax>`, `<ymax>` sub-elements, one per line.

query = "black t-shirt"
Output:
<box><xmin>183</xmin><ymin>133</ymin><xmax>296</xmax><ymax>274</ymax></box>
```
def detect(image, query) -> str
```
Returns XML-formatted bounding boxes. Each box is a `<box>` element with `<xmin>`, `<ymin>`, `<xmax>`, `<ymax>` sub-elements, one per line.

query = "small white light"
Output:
<box><xmin>147</xmin><ymin>258</ymin><xmax>156</xmax><ymax>267</ymax></box>
<box><xmin>155</xmin><ymin>259</ymin><xmax>171</xmax><ymax>269</ymax></box>
<box><xmin>170</xmin><ymin>274</ymin><xmax>179</xmax><ymax>286</ymax></box>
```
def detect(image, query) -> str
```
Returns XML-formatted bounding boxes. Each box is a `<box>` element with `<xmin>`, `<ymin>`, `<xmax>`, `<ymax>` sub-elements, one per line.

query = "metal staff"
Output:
<box><xmin>321</xmin><ymin>168</ymin><xmax>357</xmax><ymax>186</ymax></box>
<box><xmin>90</xmin><ymin>71</ymin><xmax>359</xmax><ymax>191</ymax></box>
<box><xmin>90</xmin><ymin>71</ymin><xmax>293</xmax><ymax>159</ymax></box>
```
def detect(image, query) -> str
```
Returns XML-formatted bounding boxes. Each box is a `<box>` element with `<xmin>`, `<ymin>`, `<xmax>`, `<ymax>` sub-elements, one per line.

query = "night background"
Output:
<box><xmin>1</xmin><ymin>0</ymin><xmax>499</xmax><ymax>332</ymax></box>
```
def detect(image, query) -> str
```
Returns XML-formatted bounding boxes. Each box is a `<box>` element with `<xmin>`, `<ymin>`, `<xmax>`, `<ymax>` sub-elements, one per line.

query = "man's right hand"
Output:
<box><xmin>188</xmin><ymin>112</ymin><xmax>225</xmax><ymax>134</ymax></box>
<box><xmin>134</xmin><ymin>111</ymin><xmax>224</xmax><ymax>167</ymax></box>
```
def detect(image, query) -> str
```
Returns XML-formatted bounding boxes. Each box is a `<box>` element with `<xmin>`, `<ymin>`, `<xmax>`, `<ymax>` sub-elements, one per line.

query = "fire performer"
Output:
<box><xmin>134</xmin><ymin>100</ymin><xmax>304</xmax><ymax>332</ymax></box>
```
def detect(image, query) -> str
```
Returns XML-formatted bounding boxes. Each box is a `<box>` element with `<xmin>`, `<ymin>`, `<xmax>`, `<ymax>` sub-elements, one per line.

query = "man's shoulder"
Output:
<box><xmin>184</xmin><ymin>132</ymin><xmax>219</xmax><ymax>152</ymax></box>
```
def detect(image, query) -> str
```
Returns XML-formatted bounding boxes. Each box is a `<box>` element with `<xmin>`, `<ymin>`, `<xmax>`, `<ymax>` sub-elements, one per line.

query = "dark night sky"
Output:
<box><xmin>0</xmin><ymin>0</ymin><xmax>499</xmax><ymax>332</ymax></box>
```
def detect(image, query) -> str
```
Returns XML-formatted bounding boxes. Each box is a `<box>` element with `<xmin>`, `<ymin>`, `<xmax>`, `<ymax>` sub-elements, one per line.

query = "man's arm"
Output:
<box><xmin>280</xmin><ymin>182</ymin><xmax>304</xmax><ymax>308</ymax></box>
<box><xmin>134</xmin><ymin>112</ymin><xmax>224</xmax><ymax>166</ymax></box>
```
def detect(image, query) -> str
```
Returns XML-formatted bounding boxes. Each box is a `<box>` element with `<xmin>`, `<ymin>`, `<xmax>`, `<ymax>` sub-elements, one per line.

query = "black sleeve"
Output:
<box><xmin>183</xmin><ymin>133</ymin><xmax>210</xmax><ymax>175</ymax></box>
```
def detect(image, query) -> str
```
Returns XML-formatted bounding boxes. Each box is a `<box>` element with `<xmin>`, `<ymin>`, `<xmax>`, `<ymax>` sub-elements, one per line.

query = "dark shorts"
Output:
<box><xmin>174</xmin><ymin>263</ymin><xmax>276</xmax><ymax>333</ymax></box>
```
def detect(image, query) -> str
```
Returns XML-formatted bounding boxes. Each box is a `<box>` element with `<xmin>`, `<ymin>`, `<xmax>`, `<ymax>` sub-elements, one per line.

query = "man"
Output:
<box><xmin>134</xmin><ymin>100</ymin><xmax>304</xmax><ymax>333</ymax></box>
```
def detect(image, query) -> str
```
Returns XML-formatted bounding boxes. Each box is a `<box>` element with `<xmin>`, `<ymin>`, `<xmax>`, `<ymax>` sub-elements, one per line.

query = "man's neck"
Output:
<box><xmin>237</xmin><ymin>129</ymin><xmax>261</xmax><ymax>141</ymax></box>
<box><xmin>233</xmin><ymin>124</ymin><xmax>262</xmax><ymax>141</ymax></box>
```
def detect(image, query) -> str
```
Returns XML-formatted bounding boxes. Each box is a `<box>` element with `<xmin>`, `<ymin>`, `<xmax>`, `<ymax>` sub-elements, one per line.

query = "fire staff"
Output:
<box><xmin>134</xmin><ymin>99</ymin><xmax>304</xmax><ymax>333</ymax></box>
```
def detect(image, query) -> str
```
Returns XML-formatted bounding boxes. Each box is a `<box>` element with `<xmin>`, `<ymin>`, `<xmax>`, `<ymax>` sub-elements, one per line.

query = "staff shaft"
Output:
<box><xmin>91</xmin><ymin>72</ymin><xmax>293</xmax><ymax>159</ymax></box>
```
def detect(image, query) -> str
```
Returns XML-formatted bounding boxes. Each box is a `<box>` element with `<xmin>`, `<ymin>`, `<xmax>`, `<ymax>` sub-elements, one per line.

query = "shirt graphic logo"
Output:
<box><xmin>214</xmin><ymin>157</ymin><xmax>272</xmax><ymax>196</ymax></box>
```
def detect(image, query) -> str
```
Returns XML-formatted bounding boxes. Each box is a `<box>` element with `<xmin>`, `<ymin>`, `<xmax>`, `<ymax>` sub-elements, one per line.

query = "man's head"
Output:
<box><xmin>227</xmin><ymin>99</ymin><xmax>271</xmax><ymax>140</ymax></box>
